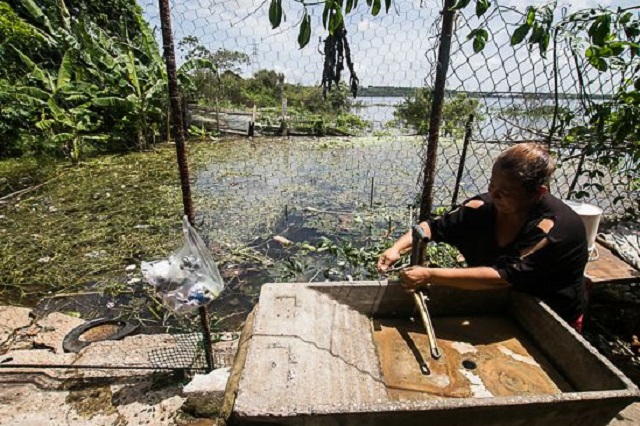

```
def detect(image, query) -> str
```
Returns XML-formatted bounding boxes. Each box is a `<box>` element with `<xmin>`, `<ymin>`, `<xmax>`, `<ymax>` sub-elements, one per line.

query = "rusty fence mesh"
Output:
<box><xmin>140</xmin><ymin>0</ymin><xmax>636</xmax><ymax>236</ymax></box>
<box><xmin>430</xmin><ymin>4</ymin><xmax>637</xmax><ymax>220</ymax></box>
<box><xmin>135</xmin><ymin>0</ymin><xmax>637</xmax><ymax>323</ymax></box>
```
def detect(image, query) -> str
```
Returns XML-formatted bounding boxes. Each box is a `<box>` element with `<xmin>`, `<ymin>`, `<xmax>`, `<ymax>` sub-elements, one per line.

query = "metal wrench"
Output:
<box><xmin>411</xmin><ymin>224</ymin><xmax>442</xmax><ymax>361</ymax></box>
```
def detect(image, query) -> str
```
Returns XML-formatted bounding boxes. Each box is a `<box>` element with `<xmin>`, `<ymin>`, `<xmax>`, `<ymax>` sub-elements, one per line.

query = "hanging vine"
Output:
<box><xmin>321</xmin><ymin>24</ymin><xmax>359</xmax><ymax>99</ymax></box>
<box><xmin>267</xmin><ymin>0</ymin><xmax>385</xmax><ymax>100</ymax></box>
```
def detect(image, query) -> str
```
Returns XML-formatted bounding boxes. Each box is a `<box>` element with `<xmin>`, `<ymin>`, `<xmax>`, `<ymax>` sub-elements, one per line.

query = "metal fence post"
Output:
<box><xmin>159</xmin><ymin>0</ymin><xmax>214</xmax><ymax>372</ymax></box>
<box><xmin>419</xmin><ymin>0</ymin><xmax>456</xmax><ymax>222</ymax></box>
<box><xmin>451</xmin><ymin>114</ymin><xmax>474</xmax><ymax>207</ymax></box>
<box><xmin>158</xmin><ymin>0</ymin><xmax>195</xmax><ymax>226</ymax></box>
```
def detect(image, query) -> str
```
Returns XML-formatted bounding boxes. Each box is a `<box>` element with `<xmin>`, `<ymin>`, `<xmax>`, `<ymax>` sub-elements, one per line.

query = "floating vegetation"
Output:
<box><xmin>0</xmin><ymin>147</ymin><xmax>184</xmax><ymax>306</ymax></box>
<box><xmin>500</xmin><ymin>104</ymin><xmax>570</xmax><ymax>118</ymax></box>
<box><xmin>0</xmin><ymin>136</ymin><xmax>464</xmax><ymax>331</ymax></box>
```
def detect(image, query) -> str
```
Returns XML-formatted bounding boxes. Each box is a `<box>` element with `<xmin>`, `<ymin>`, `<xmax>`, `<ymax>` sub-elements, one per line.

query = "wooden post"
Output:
<box><xmin>215</xmin><ymin>96</ymin><xmax>220</xmax><ymax>134</ymax></box>
<box><xmin>248</xmin><ymin>104</ymin><xmax>256</xmax><ymax>137</ymax></box>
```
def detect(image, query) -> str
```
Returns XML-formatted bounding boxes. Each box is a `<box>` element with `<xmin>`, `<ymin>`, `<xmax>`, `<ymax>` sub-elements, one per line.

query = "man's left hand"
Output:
<box><xmin>400</xmin><ymin>266</ymin><xmax>431</xmax><ymax>291</ymax></box>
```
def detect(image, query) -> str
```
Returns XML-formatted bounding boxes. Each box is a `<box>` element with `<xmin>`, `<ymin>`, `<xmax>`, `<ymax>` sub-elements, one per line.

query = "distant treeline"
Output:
<box><xmin>359</xmin><ymin>86</ymin><xmax>416</xmax><ymax>97</ymax></box>
<box><xmin>358</xmin><ymin>86</ymin><xmax>612</xmax><ymax>100</ymax></box>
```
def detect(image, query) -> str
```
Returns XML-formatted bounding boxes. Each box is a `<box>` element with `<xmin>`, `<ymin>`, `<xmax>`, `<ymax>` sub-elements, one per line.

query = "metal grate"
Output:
<box><xmin>148</xmin><ymin>333</ymin><xmax>234</xmax><ymax>372</ymax></box>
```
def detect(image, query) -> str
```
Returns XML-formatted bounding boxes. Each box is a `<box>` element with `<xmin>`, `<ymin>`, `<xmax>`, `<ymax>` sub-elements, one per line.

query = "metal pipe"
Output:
<box><xmin>451</xmin><ymin>114</ymin><xmax>474</xmax><ymax>207</ymax></box>
<box><xmin>159</xmin><ymin>0</ymin><xmax>214</xmax><ymax>373</ymax></box>
<box><xmin>413</xmin><ymin>291</ymin><xmax>442</xmax><ymax>360</ymax></box>
<box><xmin>0</xmin><ymin>363</ymin><xmax>205</xmax><ymax>371</ymax></box>
<box><xmin>199</xmin><ymin>306</ymin><xmax>215</xmax><ymax>373</ymax></box>
<box><xmin>410</xmin><ymin>225</ymin><xmax>442</xmax><ymax>366</ymax></box>
<box><xmin>419</xmin><ymin>0</ymin><xmax>457</xmax><ymax>222</ymax></box>
<box><xmin>158</xmin><ymin>0</ymin><xmax>195</xmax><ymax>226</ymax></box>
<box><xmin>370</xmin><ymin>177</ymin><xmax>375</xmax><ymax>209</ymax></box>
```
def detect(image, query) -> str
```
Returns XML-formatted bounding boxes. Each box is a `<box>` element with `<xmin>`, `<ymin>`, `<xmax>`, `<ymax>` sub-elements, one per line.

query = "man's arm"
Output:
<box><xmin>400</xmin><ymin>266</ymin><xmax>509</xmax><ymax>291</ymax></box>
<box><xmin>377</xmin><ymin>221</ymin><xmax>432</xmax><ymax>272</ymax></box>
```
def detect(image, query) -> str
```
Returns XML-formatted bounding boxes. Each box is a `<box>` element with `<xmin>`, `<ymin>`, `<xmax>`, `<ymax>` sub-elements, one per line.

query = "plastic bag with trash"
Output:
<box><xmin>141</xmin><ymin>216</ymin><xmax>225</xmax><ymax>313</ymax></box>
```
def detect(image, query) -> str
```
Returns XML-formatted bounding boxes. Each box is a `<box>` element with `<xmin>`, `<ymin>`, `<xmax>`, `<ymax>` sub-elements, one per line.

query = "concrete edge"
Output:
<box><xmin>236</xmin><ymin>389</ymin><xmax>640</xmax><ymax>418</ymax></box>
<box><xmin>510</xmin><ymin>291</ymin><xmax>640</xmax><ymax>396</ymax></box>
<box><xmin>220</xmin><ymin>304</ymin><xmax>258</xmax><ymax>422</ymax></box>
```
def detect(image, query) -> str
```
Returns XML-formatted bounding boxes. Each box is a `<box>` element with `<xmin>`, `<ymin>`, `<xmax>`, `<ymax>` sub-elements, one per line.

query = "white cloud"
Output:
<box><xmin>357</xmin><ymin>19</ymin><xmax>380</xmax><ymax>31</ymax></box>
<box><xmin>141</xmin><ymin>0</ymin><xmax>635</xmax><ymax>89</ymax></box>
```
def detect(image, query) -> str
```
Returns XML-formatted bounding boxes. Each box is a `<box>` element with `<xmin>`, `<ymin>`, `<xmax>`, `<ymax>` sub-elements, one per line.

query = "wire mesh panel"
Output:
<box><xmin>148</xmin><ymin>332</ymin><xmax>235</xmax><ymax>371</ymax></box>
<box><xmin>139</xmin><ymin>0</ymin><xmax>635</xmax><ymax>227</ymax></box>
<box><xmin>1</xmin><ymin>0</ymin><xmax>635</xmax><ymax>373</ymax></box>
<box><xmin>129</xmin><ymin>0</ymin><xmax>636</xmax><ymax>296</ymax></box>
<box><xmin>140</xmin><ymin>0</ymin><xmax>441</xmax><ymax>90</ymax></box>
<box><xmin>437</xmin><ymin>4</ymin><xmax>636</xmax><ymax>219</ymax></box>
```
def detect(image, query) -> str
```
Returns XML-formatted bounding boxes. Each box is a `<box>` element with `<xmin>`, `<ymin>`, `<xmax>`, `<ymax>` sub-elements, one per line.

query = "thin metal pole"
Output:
<box><xmin>419</xmin><ymin>0</ymin><xmax>456</xmax><ymax>222</ymax></box>
<box><xmin>199</xmin><ymin>306</ymin><xmax>215</xmax><ymax>372</ymax></box>
<box><xmin>370</xmin><ymin>177</ymin><xmax>375</xmax><ymax>209</ymax></box>
<box><xmin>158</xmin><ymin>0</ymin><xmax>195</xmax><ymax>226</ymax></box>
<box><xmin>451</xmin><ymin>114</ymin><xmax>474</xmax><ymax>207</ymax></box>
<box><xmin>0</xmin><ymin>363</ymin><xmax>205</xmax><ymax>371</ymax></box>
<box><xmin>547</xmin><ymin>28</ymin><xmax>559</xmax><ymax>146</ymax></box>
<box><xmin>159</xmin><ymin>0</ymin><xmax>214</xmax><ymax>372</ymax></box>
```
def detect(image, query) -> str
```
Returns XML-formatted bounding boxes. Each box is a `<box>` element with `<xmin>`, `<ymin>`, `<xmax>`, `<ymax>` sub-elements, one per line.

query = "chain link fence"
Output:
<box><xmin>141</xmin><ymin>0</ymin><xmax>635</xmax><ymax>232</ymax></box>
<box><xmin>1</xmin><ymin>0</ymin><xmax>636</xmax><ymax>375</ymax></box>
<box><xmin>135</xmin><ymin>0</ymin><xmax>638</xmax><ymax>328</ymax></box>
<box><xmin>431</xmin><ymin>4</ymin><xmax>637</xmax><ymax>220</ymax></box>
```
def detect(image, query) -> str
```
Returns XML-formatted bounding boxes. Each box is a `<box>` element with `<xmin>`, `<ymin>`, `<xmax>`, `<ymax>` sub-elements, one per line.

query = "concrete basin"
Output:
<box><xmin>232</xmin><ymin>281</ymin><xmax>639</xmax><ymax>425</ymax></box>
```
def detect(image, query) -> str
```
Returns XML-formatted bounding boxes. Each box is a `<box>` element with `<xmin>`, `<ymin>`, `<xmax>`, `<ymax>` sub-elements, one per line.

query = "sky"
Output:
<box><xmin>139</xmin><ymin>0</ymin><xmax>635</xmax><ymax>93</ymax></box>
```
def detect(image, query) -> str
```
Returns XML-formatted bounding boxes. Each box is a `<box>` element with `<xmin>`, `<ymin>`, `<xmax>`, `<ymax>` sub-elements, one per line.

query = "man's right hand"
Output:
<box><xmin>377</xmin><ymin>247</ymin><xmax>401</xmax><ymax>273</ymax></box>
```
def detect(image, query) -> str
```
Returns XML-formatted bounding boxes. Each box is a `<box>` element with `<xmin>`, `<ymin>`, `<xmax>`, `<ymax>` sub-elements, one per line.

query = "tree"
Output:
<box><xmin>177</xmin><ymin>36</ymin><xmax>249</xmax><ymax>104</ymax></box>
<box><xmin>395</xmin><ymin>88</ymin><xmax>481</xmax><ymax>137</ymax></box>
<box><xmin>1</xmin><ymin>0</ymin><xmax>167</xmax><ymax>159</ymax></box>
<box><xmin>273</xmin><ymin>0</ymin><xmax>638</xmax><ymax>211</ymax></box>
<box><xmin>0</xmin><ymin>2</ymin><xmax>47</xmax><ymax>78</ymax></box>
<box><xmin>267</xmin><ymin>0</ymin><xmax>382</xmax><ymax>98</ymax></box>
<box><xmin>446</xmin><ymin>2</ymin><xmax>639</xmax><ymax>211</ymax></box>
<box><xmin>178</xmin><ymin>36</ymin><xmax>250</xmax><ymax>73</ymax></box>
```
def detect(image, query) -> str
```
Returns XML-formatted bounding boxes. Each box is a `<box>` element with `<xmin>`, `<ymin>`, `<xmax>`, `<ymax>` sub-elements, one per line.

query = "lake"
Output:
<box><xmin>351</xmin><ymin>95</ymin><xmax>584</xmax><ymax>140</ymax></box>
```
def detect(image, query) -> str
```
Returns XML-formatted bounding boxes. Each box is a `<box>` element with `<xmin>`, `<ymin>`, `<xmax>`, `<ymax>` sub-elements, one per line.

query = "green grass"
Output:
<box><xmin>0</xmin><ymin>146</ymin><xmax>185</xmax><ymax>305</ymax></box>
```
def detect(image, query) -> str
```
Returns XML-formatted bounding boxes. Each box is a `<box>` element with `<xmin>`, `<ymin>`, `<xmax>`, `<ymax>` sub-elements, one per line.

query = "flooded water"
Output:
<box><xmin>193</xmin><ymin>136</ymin><xmax>426</xmax><ymax>245</ymax></box>
<box><xmin>352</xmin><ymin>95</ymin><xmax>585</xmax><ymax>141</ymax></box>
<box><xmin>33</xmin><ymin>133</ymin><xmax>633</xmax><ymax>333</ymax></box>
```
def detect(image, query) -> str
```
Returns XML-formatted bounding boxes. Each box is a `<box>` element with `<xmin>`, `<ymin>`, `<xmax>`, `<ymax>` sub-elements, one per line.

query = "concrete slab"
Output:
<box><xmin>0</xmin><ymin>379</ymin><xmax>185</xmax><ymax>425</ymax></box>
<box><xmin>0</xmin><ymin>333</ymin><xmax>213</xmax><ymax>385</ymax></box>
<box><xmin>34</xmin><ymin>312</ymin><xmax>85</xmax><ymax>354</ymax></box>
<box><xmin>585</xmin><ymin>242</ymin><xmax>639</xmax><ymax>285</ymax></box>
<box><xmin>235</xmin><ymin>283</ymin><xmax>387</xmax><ymax>418</ymax></box>
<box><xmin>183</xmin><ymin>367</ymin><xmax>231</xmax><ymax>417</ymax></box>
<box><xmin>609</xmin><ymin>402</ymin><xmax>640</xmax><ymax>425</ymax></box>
<box><xmin>233</xmin><ymin>281</ymin><xmax>640</xmax><ymax>426</ymax></box>
<box><xmin>0</xmin><ymin>306</ymin><xmax>33</xmax><ymax>350</ymax></box>
<box><xmin>0</xmin><ymin>329</ymin><xmax>241</xmax><ymax>424</ymax></box>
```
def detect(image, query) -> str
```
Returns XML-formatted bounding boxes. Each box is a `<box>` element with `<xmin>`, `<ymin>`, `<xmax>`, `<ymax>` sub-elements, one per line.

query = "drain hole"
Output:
<box><xmin>462</xmin><ymin>359</ymin><xmax>477</xmax><ymax>370</ymax></box>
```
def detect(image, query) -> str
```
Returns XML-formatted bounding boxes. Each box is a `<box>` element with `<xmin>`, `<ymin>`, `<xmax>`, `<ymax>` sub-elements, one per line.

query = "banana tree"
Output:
<box><xmin>13</xmin><ymin>46</ymin><xmax>105</xmax><ymax>161</ymax></box>
<box><xmin>4</xmin><ymin>0</ymin><xmax>168</xmax><ymax>158</ymax></box>
<box><xmin>81</xmin><ymin>16</ymin><xmax>168</xmax><ymax>150</ymax></box>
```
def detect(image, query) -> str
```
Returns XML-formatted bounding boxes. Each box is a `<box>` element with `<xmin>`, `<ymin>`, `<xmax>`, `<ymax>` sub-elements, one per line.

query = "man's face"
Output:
<box><xmin>488</xmin><ymin>167</ymin><xmax>537</xmax><ymax>214</ymax></box>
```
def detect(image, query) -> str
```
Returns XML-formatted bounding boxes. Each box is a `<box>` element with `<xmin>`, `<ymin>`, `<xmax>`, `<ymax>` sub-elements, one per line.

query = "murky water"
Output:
<box><xmin>33</xmin><ymin>135</ymin><xmax>634</xmax><ymax>333</ymax></box>
<box><xmin>193</xmin><ymin>136</ymin><xmax>426</xmax><ymax>245</ymax></box>
<box><xmin>373</xmin><ymin>316</ymin><xmax>572</xmax><ymax>400</ymax></box>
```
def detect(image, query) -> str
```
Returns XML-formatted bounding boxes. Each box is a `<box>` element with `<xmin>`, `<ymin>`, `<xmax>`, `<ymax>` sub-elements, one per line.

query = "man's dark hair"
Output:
<box><xmin>494</xmin><ymin>142</ymin><xmax>555</xmax><ymax>193</ymax></box>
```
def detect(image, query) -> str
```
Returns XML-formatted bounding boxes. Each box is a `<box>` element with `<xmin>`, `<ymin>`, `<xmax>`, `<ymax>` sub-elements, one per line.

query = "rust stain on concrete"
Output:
<box><xmin>372</xmin><ymin>315</ymin><xmax>573</xmax><ymax>401</ymax></box>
